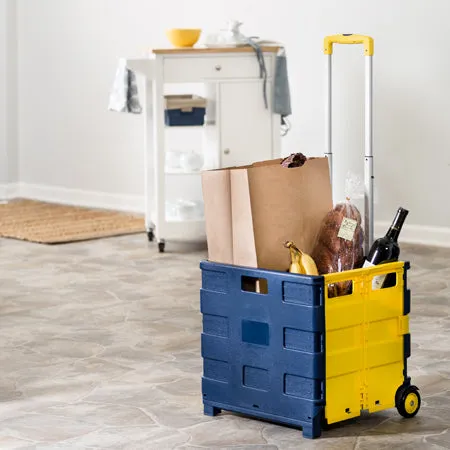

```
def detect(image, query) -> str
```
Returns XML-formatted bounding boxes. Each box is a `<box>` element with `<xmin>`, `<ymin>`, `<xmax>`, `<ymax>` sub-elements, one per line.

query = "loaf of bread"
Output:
<box><xmin>312</xmin><ymin>201</ymin><xmax>365</xmax><ymax>297</ymax></box>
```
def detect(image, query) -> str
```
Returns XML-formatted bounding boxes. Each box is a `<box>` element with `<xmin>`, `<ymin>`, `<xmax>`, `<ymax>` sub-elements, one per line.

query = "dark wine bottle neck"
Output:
<box><xmin>386</xmin><ymin>207</ymin><xmax>409</xmax><ymax>241</ymax></box>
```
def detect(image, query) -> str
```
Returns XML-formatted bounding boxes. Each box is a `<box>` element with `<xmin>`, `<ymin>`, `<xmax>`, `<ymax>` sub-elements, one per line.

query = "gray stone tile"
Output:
<box><xmin>425</xmin><ymin>428</ymin><xmax>450</xmax><ymax>449</ymax></box>
<box><xmin>32</xmin><ymin>426</ymin><xmax>191</xmax><ymax>449</ymax></box>
<box><xmin>0</xmin><ymin>435</ymin><xmax>36</xmax><ymax>449</ymax></box>
<box><xmin>263</xmin><ymin>423</ymin><xmax>359</xmax><ymax>448</ymax></box>
<box><xmin>355</xmin><ymin>433</ymin><xmax>447</xmax><ymax>449</ymax></box>
<box><xmin>41</xmin><ymin>402</ymin><xmax>155</xmax><ymax>427</ymax></box>
<box><xmin>184</xmin><ymin>416</ymin><xmax>269</xmax><ymax>447</ymax></box>
<box><xmin>0</xmin><ymin>413</ymin><xmax>99</xmax><ymax>443</ymax></box>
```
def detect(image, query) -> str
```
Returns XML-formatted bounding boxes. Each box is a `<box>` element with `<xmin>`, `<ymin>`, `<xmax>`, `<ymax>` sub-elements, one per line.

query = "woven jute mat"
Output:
<box><xmin>0</xmin><ymin>199</ymin><xmax>145</xmax><ymax>244</ymax></box>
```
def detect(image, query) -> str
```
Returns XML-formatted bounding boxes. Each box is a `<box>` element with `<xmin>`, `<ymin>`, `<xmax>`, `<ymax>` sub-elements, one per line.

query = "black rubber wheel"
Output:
<box><xmin>147</xmin><ymin>230</ymin><xmax>154</xmax><ymax>242</ymax></box>
<box><xmin>158</xmin><ymin>241</ymin><xmax>165</xmax><ymax>253</ymax></box>
<box><xmin>396</xmin><ymin>384</ymin><xmax>421</xmax><ymax>418</ymax></box>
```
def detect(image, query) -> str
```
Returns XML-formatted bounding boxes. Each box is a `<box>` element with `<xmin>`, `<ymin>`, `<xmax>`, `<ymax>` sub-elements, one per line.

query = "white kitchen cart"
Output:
<box><xmin>127</xmin><ymin>46</ymin><xmax>283</xmax><ymax>252</ymax></box>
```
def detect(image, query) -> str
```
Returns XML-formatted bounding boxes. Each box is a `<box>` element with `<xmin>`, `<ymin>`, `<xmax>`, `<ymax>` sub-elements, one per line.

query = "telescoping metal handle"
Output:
<box><xmin>323</xmin><ymin>33</ymin><xmax>374</xmax><ymax>254</ymax></box>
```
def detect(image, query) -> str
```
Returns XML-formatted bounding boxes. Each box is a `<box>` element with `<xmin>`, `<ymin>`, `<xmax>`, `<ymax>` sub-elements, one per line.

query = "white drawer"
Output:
<box><xmin>163</xmin><ymin>54</ymin><xmax>274</xmax><ymax>83</ymax></box>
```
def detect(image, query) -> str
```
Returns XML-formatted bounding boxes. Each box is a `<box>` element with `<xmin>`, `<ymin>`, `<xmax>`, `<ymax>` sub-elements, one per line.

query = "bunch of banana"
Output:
<box><xmin>284</xmin><ymin>241</ymin><xmax>319</xmax><ymax>276</ymax></box>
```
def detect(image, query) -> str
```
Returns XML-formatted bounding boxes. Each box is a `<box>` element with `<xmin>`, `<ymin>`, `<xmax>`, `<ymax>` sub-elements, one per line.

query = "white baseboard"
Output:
<box><xmin>4</xmin><ymin>182</ymin><xmax>145</xmax><ymax>214</ymax></box>
<box><xmin>375</xmin><ymin>221</ymin><xmax>450</xmax><ymax>249</ymax></box>
<box><xmin>0</xmin><ymin>183</ymin><xmax>7</xmax><ymax>200</ymax></box>
<box><xmin>2</xmin><ymin>182</ymin><xmax>450</xmax><ymax>248</ymax></box>
<box><xmin>0</xmin><ymin>182</ymin><xmax>19</xmax><ymax>201</ymax></box>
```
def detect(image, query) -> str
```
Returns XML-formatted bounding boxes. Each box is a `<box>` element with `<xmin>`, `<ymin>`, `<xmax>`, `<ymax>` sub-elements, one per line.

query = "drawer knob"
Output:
<box><xmin>223</xmin><ymin>148</ymin><xmax>230</xmax><ymax>155</ymax></box>
<box><xmin>215</xmin><ymin>65</ymin><xmax>222</xmax><ymax>71</ymax></box>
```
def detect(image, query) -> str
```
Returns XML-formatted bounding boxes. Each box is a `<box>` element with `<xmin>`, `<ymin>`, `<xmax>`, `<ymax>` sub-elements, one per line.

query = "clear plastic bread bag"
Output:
<box><xmin>311</xmin><ymin>172</ymin><xmax>365</xmax><ymax>297</ymax></box>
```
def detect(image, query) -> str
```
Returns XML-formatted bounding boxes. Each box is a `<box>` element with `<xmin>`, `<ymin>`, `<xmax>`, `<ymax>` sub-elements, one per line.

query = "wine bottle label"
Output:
<box><xmin>337</xmin><ymin>217</ymin><xmax>358</xmax><ymax>241</ymax></box>
<box><xmin>362</xmin><ymin>259</ymin><xmax>386</xmax><ymax>290</ymax></box>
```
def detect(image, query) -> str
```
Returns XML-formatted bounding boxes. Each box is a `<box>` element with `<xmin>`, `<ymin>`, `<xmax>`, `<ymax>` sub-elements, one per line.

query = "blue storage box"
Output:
<box><xmin>164</xmin><ymin>94</ymin><xmax>206</xmax><ymax>126</ymax></box>
<box><xmin>200</xmin><ymin>260</ymin><xmax>325</xmax><ymax>439</ymax></box>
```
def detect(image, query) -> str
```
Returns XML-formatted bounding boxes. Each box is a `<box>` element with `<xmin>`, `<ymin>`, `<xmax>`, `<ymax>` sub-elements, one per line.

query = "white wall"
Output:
<box><xmin>0</xmin><ymin>0</ymin><xmax>17</xmax><ymax>194</ymax></box>
<box><xmin>15</xmin><ymin>0</ymin><xmax>450</xmax><ymax>243</ymax></box>
<box><xmin>0</xmin><ymin>0</ymin><xmax>6</xmax><ymax>189</ymax></box>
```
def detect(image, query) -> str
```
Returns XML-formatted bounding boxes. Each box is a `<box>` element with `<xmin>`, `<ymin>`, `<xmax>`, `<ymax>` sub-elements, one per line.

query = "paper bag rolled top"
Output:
<box><xmin>201</xmin><ymin>157</ymin><xmax>333</xmax><ymax>272</ymax></box>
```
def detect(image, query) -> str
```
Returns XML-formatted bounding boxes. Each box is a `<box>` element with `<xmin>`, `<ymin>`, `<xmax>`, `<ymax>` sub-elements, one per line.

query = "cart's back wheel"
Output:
<box><xmin>396</xmin><ymin>385</ymin><xmax>421</xmax><ymax>418</ymax></box>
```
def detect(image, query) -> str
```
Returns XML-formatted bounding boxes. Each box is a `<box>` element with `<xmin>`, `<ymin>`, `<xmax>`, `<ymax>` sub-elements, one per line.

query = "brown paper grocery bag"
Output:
<box><xmin>201</xmin><ymin>157</ymin><xmax>333</xmax><ymax>272</ymax></box>
<box><xmin>201</xmin><ymin>168</ymin><xmax>234</xmax><ymax>265</ymax></box>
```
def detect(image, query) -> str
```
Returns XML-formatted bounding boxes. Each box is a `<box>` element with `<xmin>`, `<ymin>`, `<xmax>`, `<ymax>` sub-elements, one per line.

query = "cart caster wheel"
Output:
<box><xmin>396</xmin><ymin>384</ymin><xmax>421</xmax><ymax>418</ymax></box>
<box><xmin>158</xmin><ymin>240</ymin><xmax>165</xmax><ymax>253</ymax></box>
<box><xmin>147</xmin><ymin>229</ymin><xmax>154</xmax><ymax>242</ymax></box>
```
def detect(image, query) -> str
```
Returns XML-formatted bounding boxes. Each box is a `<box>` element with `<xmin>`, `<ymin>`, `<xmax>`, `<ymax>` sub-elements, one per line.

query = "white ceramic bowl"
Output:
<box><xmin>176</xmin><ymin>199</ymin><xmax>204</xmax><ymax>220</ymax></box>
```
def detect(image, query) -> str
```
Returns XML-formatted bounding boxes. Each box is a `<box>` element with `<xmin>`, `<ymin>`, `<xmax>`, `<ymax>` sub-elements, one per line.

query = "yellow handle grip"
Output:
<box><xmin>324</xmin><ymin>34</ymin><xmax>374</xmax><ymax>56</ymax></box>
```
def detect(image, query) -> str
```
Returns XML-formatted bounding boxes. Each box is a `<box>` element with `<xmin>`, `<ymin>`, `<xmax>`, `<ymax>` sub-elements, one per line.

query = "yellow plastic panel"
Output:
<box><xmin>367</xmin><ymin>316</ymin><xmax>408</xmax><ymax>344</ymax></box>
<box><xmin>327</xmin><ymin>323</ymin><xmax>362</xmax><ymax>379</ymax></box>
<box><xmin>327</xmin><ymin>346</ymin><xmax>362</xmax><ymax>378</ymax></box>
<box><xmin>367</xmin><ymin>340</ymin><xmax>404</xmax><ymax>368</ymax></box>
<box><xmin>324</xmin><ymin>262</ymin><xmax>408</xmax><ymax>425</ymax></box>
<box><xmin>324</xmin><ymin>275</ymin><xmax>364</xmax><ymax>331</ymax></box>
<box><xmin>326</xmin><ymin>325</ymin><xmax>361</xmax><ymax>353</ymax></box>
<box><xmin>325</xmin><ymin>372</ymin><xmax>362</xmax><ymax>423</ymax></box>
<box><xmin>326</xmin><ymin>298</ymin><xmax>364</xmax><ymax>331</ymax></box>
<box><xmin>366</xmin><ymin>363</ymin><xmax>404</xmax><ymax>413</ymax></box>
<box><xmin>366</xmin><ymin>268</ymin><xmax>404</xmax><ymax>323</ymax></box>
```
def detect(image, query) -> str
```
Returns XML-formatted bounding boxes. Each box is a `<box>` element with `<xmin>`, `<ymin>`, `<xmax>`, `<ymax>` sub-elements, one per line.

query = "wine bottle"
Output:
<box><xmin>363</xmin><ymin>207</ymin><xmax>409</xmax><ymax>289</ymax></box>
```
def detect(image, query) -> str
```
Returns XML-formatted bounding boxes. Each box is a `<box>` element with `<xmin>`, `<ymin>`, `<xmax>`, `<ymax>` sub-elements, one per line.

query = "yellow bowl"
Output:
<box><xmin>166</xmin><ymin>28</ymin><xmax>202</xmax><ymax>48</ymax></box>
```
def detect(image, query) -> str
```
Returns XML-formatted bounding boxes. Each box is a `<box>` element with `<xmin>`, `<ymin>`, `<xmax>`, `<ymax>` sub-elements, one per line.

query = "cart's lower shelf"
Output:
<box><xmin>149</xmin><ymin>218</ymin><xmax>206</xmax><ymax>242</ymax></box>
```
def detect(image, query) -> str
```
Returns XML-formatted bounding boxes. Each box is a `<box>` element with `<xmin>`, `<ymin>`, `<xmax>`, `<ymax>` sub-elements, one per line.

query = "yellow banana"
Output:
<box><xmin>300</xmin><ymin>250</ymin><xmax>319</xmax><ymax>276</ymax></box>
<box><xmin>285</xmin><ymin>240</ymin><xmax>304</xmax><ymax>274</ymax></box>
<box><xmin>284</xmin><ymin>241</ymin><xmax>319</xmax><ymax>276</ymax></box>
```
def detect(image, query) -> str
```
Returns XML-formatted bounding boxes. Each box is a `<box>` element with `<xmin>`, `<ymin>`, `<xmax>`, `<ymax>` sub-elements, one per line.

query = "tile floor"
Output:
<box><xmin>0</xmin><ymin>235</ymin><xmax>448</xmax><ymax>449</ymax></box>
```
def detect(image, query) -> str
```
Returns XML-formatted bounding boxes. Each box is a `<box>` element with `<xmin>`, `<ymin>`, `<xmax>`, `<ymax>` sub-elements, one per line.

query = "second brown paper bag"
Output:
<box><xmin>202</xmin><ymin>157</ymin><xmax>333</xmax><ymax>271</ymax></box>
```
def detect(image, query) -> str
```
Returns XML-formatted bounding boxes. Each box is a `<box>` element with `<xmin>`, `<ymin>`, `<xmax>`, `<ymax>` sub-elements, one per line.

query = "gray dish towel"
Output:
<box><xmin>273</xmin><ymin>48</ymin><xmax>292</xmax><ymax>131</ymax></box>
<box><xmin>246</xmin><ymin>40</ymin><xmax>292</xmax><ymax>135</ymax></box>
<box><xmin>108</xmin><ymin>58</ymin><xmax>142</xmax><ymax>114</ymax></box>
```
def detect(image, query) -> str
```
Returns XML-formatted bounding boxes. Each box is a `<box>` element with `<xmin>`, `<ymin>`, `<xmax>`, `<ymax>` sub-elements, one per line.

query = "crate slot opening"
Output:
<box><xmin>375</xmin><ymin>400</ymin><xmax>380</xmax><ymax>405</ymax></box>
<box><xmin>253</xmin><ymin>404</ymin><xmax>260</xmax><ymax>409</ymax></box>
<box><xmin>372</xmin><ymin>271</ymin><xmax>398</xmax><ymax>290</ymax></box>
<box><xmin>327</xmin><ymin>280</ymin><xmax>354</xmax><ymax>298</ymax></box>
<box><xmin>241</xmin><ymin>276</ymin><xmax>268</xmax><ymax>294</ymax></box>
<box><xmin>345</xmin><ymin>408</ymin><xmax>351</xmax><ymax>414</ymax></box>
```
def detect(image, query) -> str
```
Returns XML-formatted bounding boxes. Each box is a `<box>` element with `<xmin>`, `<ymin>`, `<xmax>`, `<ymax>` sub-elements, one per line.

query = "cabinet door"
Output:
<box><xmin>219</xmin><ymin>81</ymin><xmax>274</xmax><ymax>167</ymax></box>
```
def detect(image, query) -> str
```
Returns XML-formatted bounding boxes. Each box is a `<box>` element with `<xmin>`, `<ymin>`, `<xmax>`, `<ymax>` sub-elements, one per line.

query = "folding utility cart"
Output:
<box><xmin>199</xmin><ymin>35</ymin><xmax>421</xmax><ymax>439</ymax></box>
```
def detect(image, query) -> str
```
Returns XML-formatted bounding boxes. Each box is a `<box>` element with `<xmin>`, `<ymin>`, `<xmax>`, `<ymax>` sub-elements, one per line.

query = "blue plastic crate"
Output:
<box><xmin>164</xmin><ymin>107</ymin><xmax>205</xmax><ymax>126</ymax></box>
<box><xmin>164</xmin><ymin>94</ymin><xmax>206</xmax><ymax>126</ymax></box>
<box><xmin>200</xmin><ymin>260</ymin><xmax>326</xmax><ymax>439</ymax></box>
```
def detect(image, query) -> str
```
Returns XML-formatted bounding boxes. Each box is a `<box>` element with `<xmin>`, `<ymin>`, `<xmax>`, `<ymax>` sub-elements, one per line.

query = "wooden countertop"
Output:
<box><xmin>152</xmin><ymin>46</ymin><xmax>280</xmax><ymax>55</ymax></box>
